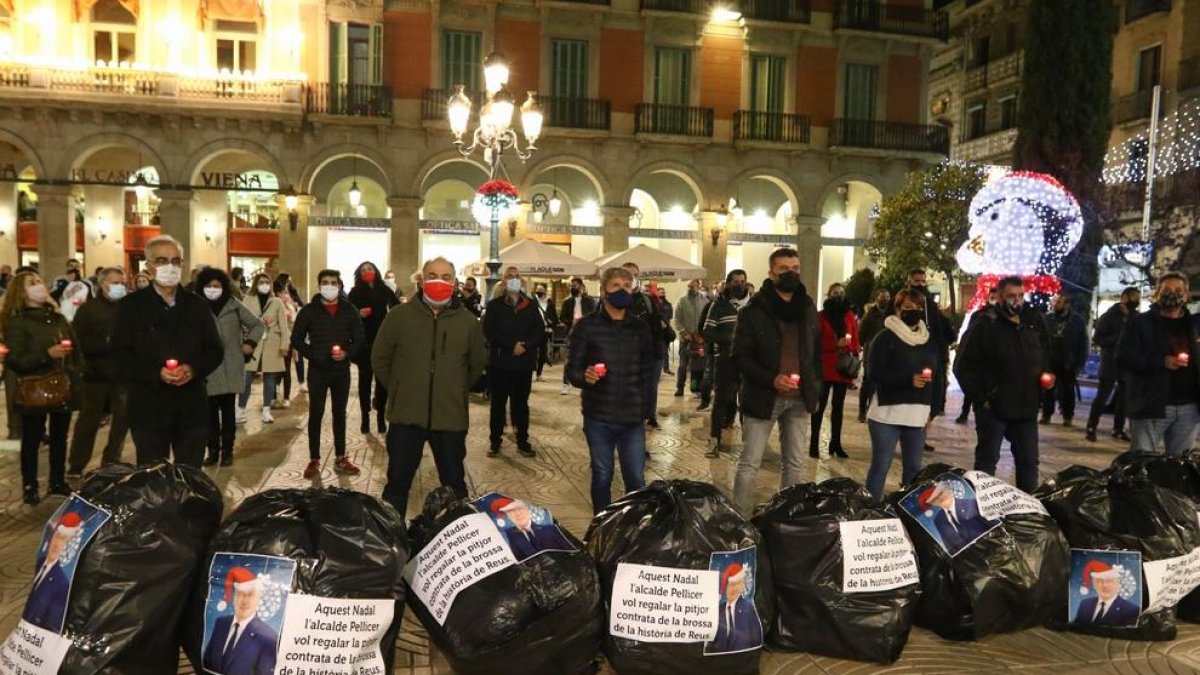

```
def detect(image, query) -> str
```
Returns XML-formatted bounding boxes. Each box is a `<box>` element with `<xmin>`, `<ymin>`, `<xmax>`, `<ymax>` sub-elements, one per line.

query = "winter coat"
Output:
<box><xmin>867</xmin><ymin>324</ymin><xmax>939</xmax><ymax>407</ymax></box>
<box><xmin>953</xmin><ymin>305</ymin><xmax>1050</xmax><ymax>422</ymax></box>
<box><xmin>559</xmin><ymin>295</ymin><xmax>597</xmax><ymax>325</ymax></box>
<box><xmin>204</xmin><ymin>297</ymin><xmax>264</xmax><ymax>396</ymax></box>
<box><xmin>1043</xmin><ymin>309</ymin><xmax>1089</xmax><ymax>373</ymax></box>
<box><xmin>818</xmin><ymin>310</ymin><xmax>861</xmax><ymax>385</ymax></box>
<box><xmin>372</xmin><ymin>297</ymin><xmax>486</xmax><ymax>432</ymax></box>
<box><xmin>1093</xmin><ymin>302</ymin><xmax>1133</xmax><ymax>376</ymax></box>
<box><xmin>243</xmin><ymin>294</ymin><xmax>291</xmax><ymax>374</ymax></box>
<box><xmin>674</xmin><ymin>291</ymin><xmax>708</xmax><ymax>338</ymax></box>
<box><xmin>483</xmin><ymin>294</ymin><xmax>546</xmax><ymax>372</ymax></box>
<box><xmin>702</xmin><ymin>295</ymin><xmax>741</xmax><ymax>347</ymax></box>
<box><xmin>347</xmin><ymin>281</ymin><xmax>400</xmax><ymax>361</ymax></box>
<box><xmin>462</xmin><ymin>291</ymin><xmax>484</xmax><ymax>318</ymax></box>
<box><xmin>631</xmin><ymin>290</ymin><xmax>665</xmax><ymax>359</ymax></box>
<box><xmin>1116</xmin><ymin>306</ymin><xmax>1200</xmax><ymax>420</ymax></box>
<box><xmin>4</xmin><ymin>306</ymin><xmax>84</xmax><ymax>411</ymax></box>
<box><xmin>536</xmin><ymin>297</ymin><xmax>558</xmax><ymax>328</ymax></box>
<box><xmin>858</xmin><ymin>305</ymin><xmax>888</xmax><ymax>361</ymax></box>
<box><xmin>732</xmin><ymin>282</ymin><xmax>823</xmax><ymax>418</ymax></box>
<box><xmin>290</xmin><ymin>296</ymin><xmax>365</xmax><ymax>374</ymax></box>
<box><xmin>111</xmin><ymin>286</ymin><xmax>224</xmax><ymax>430</ymax></box>
<box><xmin>566</xmin><ymin>305</ymin><xmax>656</xmax><ymax>426</ymax></box>
<box><xmin>71</xmin><ymin>294</ymin><xmax>121</xmax><ymax>383</ymax></box>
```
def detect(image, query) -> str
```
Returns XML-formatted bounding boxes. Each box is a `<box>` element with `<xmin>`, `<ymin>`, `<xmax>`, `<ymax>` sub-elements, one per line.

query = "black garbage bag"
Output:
<box><xmin>890</xmin><ymin>464</ymin><xmax>1068</xmax><ymax>641</ymax></box>
<box><xmin>1035</xmin><ymin>460</ymin><xmax>1200</xmax><ymax>640</ymax></box>
<box><xmin>0</xmin><ymin>462</ymin><xmax>222</xmax><ymax>675</ymax></box>
<box><xmin>183</xmin><ymin>487</ymin><xmax>408</xmax><ymax>675</ymax></box>
<box><xmin>405</xmin><ymin>487</ymin><xmax>602</xmax><ymax>675</ymax></box>
<box><xmin>585</xmin><ymin>480</ymin><xmax>774</xmax><ymax>675</ymax></box>
<box><xmin>752</xmin><ymin>478</ymin><xmax>919</xmax><ymax>663</ymax></box>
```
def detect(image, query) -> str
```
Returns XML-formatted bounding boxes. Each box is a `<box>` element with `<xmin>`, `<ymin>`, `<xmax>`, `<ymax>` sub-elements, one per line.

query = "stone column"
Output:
<box><xmin>601</xmin><ymin>205</ymin><xmax>635</xmax><ymax>255</ymax></box>
<box><xmin>0</xmin><ymin>184</ymin><xmax>20</xmax><ymax>265</ymax></box>
<box><xmin>36</xmin><ymin>185</ymin><xmax>75</xmax><ymax>276</ymax></box>
<box><xmin>277</xmin><ymin>194</ymin><xmax>315</xmax><ymax>298</ymax></box>
<box><xmin>388</xmin><ymin>196</ymin><xmax>422</xmax><ymax>293</ymax></box>
<box><xmin>699</xmin><ymin>211</ymin><xmax>729</xmax><ymax>283</ymax></box>
<box><xmin>795</xmin><ymin>214</ymin><xmax>823</xmax><ymax>295</ymax></box>
<box><xmin>154</xmin><ymin>189</ymin><xmax>194</xmax><ymax>259</ymax></box>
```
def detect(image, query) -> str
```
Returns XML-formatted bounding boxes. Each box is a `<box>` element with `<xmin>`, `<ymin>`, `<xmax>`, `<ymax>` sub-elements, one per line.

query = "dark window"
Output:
<box><xmin>967</xmin><ymin>102</ymin><xmax>987</xmax><ymax>139</ymax></box>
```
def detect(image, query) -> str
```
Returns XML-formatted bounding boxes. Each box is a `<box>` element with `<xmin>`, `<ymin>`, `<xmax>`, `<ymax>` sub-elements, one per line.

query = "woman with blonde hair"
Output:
<box><xmin>0</xmin><ymin>271</ymin><xmax>83</xmax><ymax>504</ymax></box>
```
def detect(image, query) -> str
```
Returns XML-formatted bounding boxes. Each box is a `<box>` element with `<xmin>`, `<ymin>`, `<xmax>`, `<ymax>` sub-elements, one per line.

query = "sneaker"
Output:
<box><xmin>488</xmin><ymin>442</ymin><xmax>501</xmax><ymax>458</ymax></box>
<box><xmin>1086</xmin><ymin>428</ymin><xmax>1098</xmax><ymax>442</ymax></box>
<box><xmin>517</xmin><ymin>442</ymin><xmax>536</xmax><ymax>458</ymax></box>
<box><xmin>303</xmin><ymin>460</ymin><xmax>320</xmax><ymax>478</ymax></box>
<box><xmin>560</xmin><ymin>383</ymin><xmax>571</xmax><ymax>395</ymax></box>
<box><xmin>705</xmin><ymin>438</ymin><xmax>721</xmax><ymax>458</ymax></box>
<box><xmin>334</xmin><ymin>456</ymin><xmax>361</xmax><ymax>475</ymax></box>
<box><xmin>262</xmin><ymin>408</ymin><xmax>274</xmax><ymax>424</ymax></box>
<box><xmin>46</xmin><ymin>482</ymin><xmax>72</xmax><ymax>497</ymax></box>
<box><xmin>235</xmin><ymin>407</ymin><xmax>247</xmax><ymax>424</ymax></box>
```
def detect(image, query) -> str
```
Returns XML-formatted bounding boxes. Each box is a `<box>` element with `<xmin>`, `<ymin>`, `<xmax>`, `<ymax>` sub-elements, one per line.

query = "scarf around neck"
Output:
<box><xmin>884</xmin><ymin>315</ymin><xmax>930</xmax><ymax>346</ymax></box>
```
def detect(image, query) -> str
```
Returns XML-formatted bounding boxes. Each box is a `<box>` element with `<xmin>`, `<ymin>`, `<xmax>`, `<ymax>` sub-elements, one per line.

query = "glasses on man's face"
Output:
<box><xmin>151</xmin><ymin>257</ymin><xmax>184</xmax><ymax>267</ymax></box>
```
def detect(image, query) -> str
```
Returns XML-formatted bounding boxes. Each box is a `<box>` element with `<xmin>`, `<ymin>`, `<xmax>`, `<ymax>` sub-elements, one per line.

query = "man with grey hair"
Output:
<box><xmin>373</xmin><ymin>256</ymin><xmax>485</xmax><ymax>519</ymax></box>
<box><xmin>112</xmin><ymin>235</ymin><xmax>223</xmax><ymax>466</ymax></box>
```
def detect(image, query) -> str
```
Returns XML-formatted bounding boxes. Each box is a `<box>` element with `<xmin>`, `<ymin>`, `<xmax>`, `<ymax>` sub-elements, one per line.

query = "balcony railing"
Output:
<box><xmin>635</xmin><ymin>103</ymin><xmax>714</xmax><ymax>137</ymax></box>
<box><xmin>830</xmin><ymin>119</ymin><xmax>950</xmax><ymax>154</ymax></box>
<box><xmin>964</xmin><ymin>50</ymin><xmax>1024</xmax><ymax>93</ymax></box>
<box><xmin>1113</xmin><ymin>89</ymin><xmax>1155</xmax><ymax>124</ymax></box>
<box><xmin>1125</xmin><ymin>0</ymin><xmax>1170</xmax><ymax>23</ymax></box>
<box><xmin>1180</xmin><ymin>56</ymin><xmax>1200</xmax><ymax>92</ymax></box>
<box><xmin>741</xmin><ymin>0</ymin><xmax>811</xmax><ymax>23</ymax></box>
<box><xmin>640</xmin><ymin>0</ymin><xmax>707</xmax><ymax>13</ymax></box>
<box><xmin>541</xmin><ymin>95</ymin><xmax>611</xmax><ymax>130</ymax></box>
<box><xmin>421</xmin><ymin>87</ymin><xmax>486</xmax><ymax>121</ymax></box>
<box><xmin>305</xmin><ymin>82</ymin><xmax>393</xmax><ymax>118</ymax></box>
<box><xmin>833</xmin><ymin>0</ymin><xmax>949</xmax><ymax>40</ymax></box>
<box><xmin>954</xmin><ymin>127</ymin><xmax>1019</xmax><ymax>163</ymax></box>
<box><xmin>733</xmin><ymin>110</ymin><xmax>811</xmax><ymax>143</ymax></box>
<box><xmin>0</xmin><ymin>61</ymin><xmax>301</xmax><ymax>105</ymax></box>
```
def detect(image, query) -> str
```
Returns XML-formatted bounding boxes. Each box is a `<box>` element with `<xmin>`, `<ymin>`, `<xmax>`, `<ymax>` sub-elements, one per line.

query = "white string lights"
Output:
<box><xmin>1103</xmin><ymin>97</ymin><xmax>1200</xmax><ymax>184</ymax></box>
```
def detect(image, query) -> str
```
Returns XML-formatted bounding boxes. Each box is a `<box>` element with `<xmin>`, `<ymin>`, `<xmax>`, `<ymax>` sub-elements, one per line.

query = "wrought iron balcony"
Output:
<box><xmin>830</xmin><ymin>119</ymin><xmax>950</xmax><ymax>154</ymax></box>
<box><xmin>541</xmin><ymin>95</ymin><xmax>612</xmax><ymax>130</ymax></box>
<box><xmin>1113</xmin><ymin>90</ymin><xmax>1155</xmax><ymax>124</ymax></box>
<box><xmin>305</xmin><ymin>82</ymin><xmax>393</xmax><ymax>118</ymax></box>
<box><xmin>635</xmin><ymin>103</ymin><xmax>714</xmax><ymax>137</ymax></box>
<box><xmin>833</xmin><ymin>0</ymin><xmax>949</xmax><ymax>40</ymax></box>
<box><xmin>1125</xmin><ymin>0</ymin><xmax>1170</xmax><ymax>23</ymax></box>
<box><xmin>741</xmin><ymin>0</ymin><xmax>811</xmax><ymax>23</ymax></box>
<box><xmin>964</xmin><ymin>50</ymin><xmax>1024</xmax><ymax>93</ymax></box>
<box><xmin>733</xmin><ymin>110</ymin><xmax>811</xmax><ymax>143</ymax></box>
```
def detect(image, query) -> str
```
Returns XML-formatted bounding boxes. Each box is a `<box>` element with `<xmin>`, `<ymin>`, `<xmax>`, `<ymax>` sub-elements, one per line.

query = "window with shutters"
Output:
<box><xmin>748</xmin><ymin>53</ymin><xmax>786</xmax><ymax>140</ymax></box>
<box><xmin>92</xmin><ymin>0</ymin><xmax>136</xmax><ymax>65</ymax></box>
<box><xmin>442</xmin><ymin>30</ymin><xmax>482</xmax><ymax>92</ymax></box>
<box><xmin>551</xmin><ymin>39</ymin><xmax>588</xmax><ymax>98</ymax></box>
<box><xmin>653</xmin><ymin>47</ymin><xmax>690</xmax><ymax>105</ymax></box>
<box><xmin>843</xmin><ymin>63</ymin><xmax>878</xmax><ymax>120</ymax></box>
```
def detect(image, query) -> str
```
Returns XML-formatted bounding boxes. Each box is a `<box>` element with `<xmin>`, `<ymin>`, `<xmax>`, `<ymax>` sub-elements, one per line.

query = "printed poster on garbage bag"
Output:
<box><xmin>406</xmin><ymin>512</ymin><xmax>518</xmax><ymax>625</ymax></box>
<box><xmin>898</xmin><ymin>473</ymin><xmax>1001</xmax><ymax>557</ymax></box>
<box><xmin>472</xmin><ymin>492</ymin><xmax>576</xmax><ymax>562</ymax></box>
<box><xmin>839</xmin><ymin>518</ymin><xmax>919</xmax><ymax>594</ymax></box>
<box><xmin>201</xmin><ymin>552</ymin><xmax>297</xmax><ymax>675</ymax></box>
<box><xmin>0</xmin><ymin>495</ymin><xmax>110</xmax><ymax>674</ymax></box>
<box><xmin>704</xmin><ymin>547</ymin><xmax>763</xmax><ymax>656</ymax></box>
<box><xmin>963</xmin><ymin>470</ymin><xmax>1050</xmax><ymax>520</ymax></box>
<box><xmin>274</xmin><ymin>593</ymin><xmax>395</xmax><ymax>675</ymax></box>
<box><xmin>1142</xmin><ymin>547</ymin><xmax>1200</xmax><ymax>614</ymax></box>
<box><xmin>1068</xmin><ymin>549</ymin><xmax>1142</xmax><ymax>627</ymax></box>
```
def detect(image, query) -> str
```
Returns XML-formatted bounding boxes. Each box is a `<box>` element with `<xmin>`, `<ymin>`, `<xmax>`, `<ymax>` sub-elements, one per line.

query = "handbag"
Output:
<box><xmin>15</xmin><ymin>368</ymin><xmax>71</xmax><ymax>411</ymax></box>
<box><xmin>835</xmin><ymin>349</ymin><xmax>862</xmax><ymax>379</ymax></box>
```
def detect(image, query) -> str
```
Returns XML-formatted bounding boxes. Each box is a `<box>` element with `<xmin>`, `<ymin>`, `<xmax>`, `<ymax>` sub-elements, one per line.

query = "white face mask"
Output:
<box><xmin>384</xmin><ymin>278</ymin><xmax>397</xmax><ymax>291</ymax></box>
<box><xmin>203</xmin><ymin>287</ymin><xmax>223</xmax><ymax>301</ymax></box>
<box><xmin>106</xmin><ymin>283</ymin><xmax>127</xmax><ymax>300</ymax></box>
<box><xmin>154</xmin><ymin>264</ymin><xmax>182</xmax><ymax>288</ymax></box>
<box><xmin>506</xmin><ymin>278</ymin><xmax>523</xmax><ymax>294</ymax></box>
<box><xmin>257</xmin><ymin>283</ymin><xmax>272</xmax><ymax>295</ymax></box>
<box><xmin>319</xmin><ymin>284</ymin><xmax>340</xmax><ymax>302</ymax></box>
<box><xmin>26</xmin><ymin>283</ymin><xmax>48</xmax><ymax>304</ymax></box>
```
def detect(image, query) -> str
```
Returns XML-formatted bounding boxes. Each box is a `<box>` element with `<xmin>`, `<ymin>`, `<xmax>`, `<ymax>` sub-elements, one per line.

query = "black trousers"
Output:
<box><xmin>356</xmin><ymin>359</ymin><xmax>387</xmax><ymax>422</ymax></box>
<box><xmin>489</xmin><ymin>367</ymin><xmax>533</xmax><ymax>443</ymax></box>
<box><xmin>207</xmin><ymin>393</ymin><xmax>237</xmax><ymax>458</ymax></box>
<box><xmin>1087</xmin><ymin>373</ymin><xmax>1126</xmax><ymax>433</ymax></box>
<box><xmin>382</xmin><ymin>423</ymin><xmax>468</xmax><ymax>520</ymax></box>
<box><xmin>859</xmin><ymin>372</ymin><xmax>876</xmax><ymax>417</ymax></box>
<box><xmin>132</xmin><ymin>421</ymin><xmax>206</xmax><ymax>467</ymax></box>
<box><xmin>281</xmin><ymin>352</ymin><xmax>293</xmax><ymax>399</ymax></box>
<box><xmin>710</xmin><ymin>358</ymin><xmax>738</xmax><ymax>438</ymax></box>
<box><xmin>308</xmin><ymin>367</ymin><xmax>351</xmax><ymax>460</ymax></box>
<box><xmin>67</xmin><ymin>380</ymin><xmax>129</xmax><ymax>473</ymax></box>
<box><xmin>21</xmin><ymin>410</ymin><xmax>70</xmax><ymax>488</ymax></box>
<box><xmin>1041</xmin><ymin>368</ymin><xmax>1078</xmax><ymax>419</ymax></box>
<box><xmin>811</xmin><ymin>382</ymin><xmax>848</xmax><ymax>452</ymax></box>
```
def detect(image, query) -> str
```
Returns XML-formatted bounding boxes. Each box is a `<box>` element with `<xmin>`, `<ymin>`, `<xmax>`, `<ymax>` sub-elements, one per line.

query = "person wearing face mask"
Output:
<box><xmin>1086</xmin><ymin>286</ymin><xmax>1140</xmax><ymax>442</ymax></box>
<box><xmin>558</xmin><ymin>277</ymin><xmax>596</xmax><ymax>395</ymax></box>
<box><xmin>482</xmin><ymin>266</ymin><xmax>545</xmax><ymax>457</ymax></box>
<box><xmin>532</xmin><ymin>282</ymin><xmax>557</xmax><ymax>381</ymax></box>
<box><xmin>955</xmin><ymin>287</ymin><xmax>1000</xmax><ymax>426</ymax></box>
<box><xmin>566</xmin><ymin>266</ymin><xmax>655</xmax><ymax>513</ymax></box>
<box><xmin>112</xmin><ymin>236</ymin><xmax>224</xmax><ymax>468</ymax></box>
<box><xmin>461</xmin><ymin>276</ymin><xmax>483</xmax><ymax>317</ymax></box>
<box><xmin>730</xmin><ymin>249</ymin><xmax>821</xmax><ymax>516</ymax></box>
<box><xmin>656</xmin><ymin>285</ymin><xmax>675</xmax><ymax>375</ymax></box>
<box><xmin>347</xmin><ymin>261</ymin><xmax>401</xmax><ymax>436</ymax></box>
<box><xmin>197</xmin><ymin>268</ymin><xmax>264</xmax><ymax>467</ymax></box>
<box><xmin>856</xmin><ymin>289</ymin><xmax>891</xmax><ymax>423</ymax></box>
<box><xmin>624</xmin><ymin>262</ymin><xmax>666</xmax><ymax>429</ymax></box>
<box><xmin>863</xmin><ymin>288</ymin><xmax>938</xmax><ymax>501</ymax></box>
<box><xmin>382</xmin><ymin>270</ymin><xmax>403</xmax><ymax>299</ymax></box>
<box><xmin>1040</xmin><ymin>294</ymin><xmax>1089</xmax><ymax>427</ymax></box>
<box><xmin>276</xmin><ymin>272</ymin><xmax>308</xmax><ymax>395</ymax></box>
<box><xmin>702</xmin><ymin>270</ymin><xmax>749</xmax><ymax>456</ymax></box>
<box><xmin>673</xmin><ymin>279</ymin><xmax>709</xmax><ymax>397</ymax></box>
<box><xmin>907</xmin><ymin>268</ymin><xmax>953</xmax><ymax>451</ymax></box>
<box><xmin>239</xmin><ymin>272</ymin><xmax>291</xmax><ymax>424</ymax></box>
<box><xmin>810</xmin><ymin>282</ymin><xmax>860</xmax><ymax>459</ymax></box>
<box><xmin>1116</xmin><ymin>272</ymin><xmax>1200</xmax><ymax>456</ymax></box>
<box><xmin>372</xmin><ymin>257</ymin><xmax>485</xmax><ymax>519</ymax></box>
<box><xmin>0</xmin><ymin>271</ymin><xmax>84</xmax><ymax>505</ymax></box>
<box><xmin>66</xmin><ymin>267</ymin><xmax>131</xmax><ymax>477</ymax></box>
<box><xmin>953</xmin><ymin>275</ymin><xmax>1051</xmax><ymax>492</ymax></box>
<box><xmin>133</xmin><ymin>272</ymin><xmax>152</xmax><ymax>291</ymax></box>
<box><xmin>290</xmin><ymin>270</ymin><xmax>365</xmax><ymax>479</ymax></box>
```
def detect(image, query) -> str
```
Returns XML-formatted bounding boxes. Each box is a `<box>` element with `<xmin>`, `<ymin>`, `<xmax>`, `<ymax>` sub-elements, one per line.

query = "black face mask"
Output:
<box><xmin>535</xmin><ymin>291</ymin><xmax>546</xmax><ymax>298</ymax></box>
<box><xmin>901</xmin><ymin>309</ymin><xmax>923</xmax><ymax>327</ymax></box>
<box><xmin>571</xmin><ymin>287</ymin><xmax>581</xmax><ymax>297</ymax></box>
<box><xmin>728</xmin><ymin>284</ymin><xmax>747</xmax><ymax>299</ymax></box>
<box><xmin>776</xmin><ymin>272</ymin><xmax>800</xmax><ymax>293</ymax></box>
<box><xmin>1160</xmin><ymin>292</ymin><xmax>1186</xmax><ymax>310</ymax></box>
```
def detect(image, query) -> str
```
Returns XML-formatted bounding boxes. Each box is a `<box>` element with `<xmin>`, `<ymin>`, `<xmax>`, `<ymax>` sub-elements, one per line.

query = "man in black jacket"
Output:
<box><xmin>908</xmin><ymin>268</ymin><xmax>953</xmax><ymax>450</ymax></box>
<box><xmin>291</xmin><ymin>269</ymin><xmax>366</xmax><ymax>479</ymax></box>
<box><xmin>461</xmin><ymin>276</ymin><xmax>483</xmax><ymax>317</ymax></box>
<box><xmin>483</xmin><ymin>266</ymin><xmax>545</xmax><ymax>458</ymax></box>
<box><xmin>953</xmin><ymin>276</ymin><xmax>1052</xmax><ymax>492</ymax></box>
<box><xmin>702</xmin><ymin>269</ymin><xmax>749</xmax><ymax>456</ymax></box>
<box><xmin>1116</xmin><ymin>272</ymin><xmax>1200</xmax><ymax>456</ymax></box>
<box><xmin>112</xmin><ymin>236</ymin><xmax>223</xmax><ymax>467</ymax></box>
<box><xmin>1041</xmin><ymin>294</ymin><xmax>1090</xmax><ymax>426</ymax></box>
<box><xmin>624</xmin><ymin>262</ymin><xmax>666</xmax><ymax>428</ymax></box>
<box><xmin>66</xmin><ymin>267</ymin><xmax>130</xmax><ymax>476</ymax></box>
<box><xmin>1086</xmin><ymin>286</ymin><xmax>1140</xmax><ymax>441</ymax></box>
<box><xmin>559</xmin><ymin>277</ymin><xmax>597</xmax><ymax>394</ymax></box>
<box><xmin>857</xmin><ymin>289</ymin><xmax>890</xmax><ymax>422</ymax></box>
<box><xmin>731</xmin><ymin>249</ymin><xmax>822</xmax><ymax>515</ymax></box>
<box><xmin>567</xmin><ymin>266</ymin><xmax>655</xmax><ymax>513</ymax></box>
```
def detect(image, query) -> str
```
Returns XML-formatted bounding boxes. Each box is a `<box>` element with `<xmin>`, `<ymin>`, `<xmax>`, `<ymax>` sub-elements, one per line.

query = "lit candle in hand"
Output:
<box><xmin>1179</xmin><ymin>352</ymin><xmax>1191</xmax><ymax>366</ymax></box>
<box><xmin>165</xmin><ymin>359</ymin><xmax>179</xmax><ymax>371</ymax></box>
<box><xmin>921</xmin><ymin>368</ymin><xmax>933</xmax><ymax>380</ymax></box>
<box><xmin>788</xmin><ymin>374</ymin><xmax>801</xmax><ymax>385</ymax></box>
<box><xmin>593</xmin><ymin>363</ymin><xmax>607</xmax><ymax>378</ymax></box>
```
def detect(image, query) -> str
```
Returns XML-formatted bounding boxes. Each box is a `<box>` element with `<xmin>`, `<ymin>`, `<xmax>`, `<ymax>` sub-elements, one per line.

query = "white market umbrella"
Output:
<box><xmin>592</xmin><ymin>244</ymin><xmax>706</xmax><ymax>280</ymax></box>
<box><xmin>467</xmin><ymin>237</ymin><xmax>597</xmax><ymax>277</ymax></box>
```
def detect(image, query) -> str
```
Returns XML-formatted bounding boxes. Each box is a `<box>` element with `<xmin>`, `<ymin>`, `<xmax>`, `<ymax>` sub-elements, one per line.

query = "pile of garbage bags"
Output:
<box><xmin>405</xmin><ymin>487</ymin><xmax>602</xmax><ymax>675</ymax></box>
<box><xmin>753</xmin><ymin>478</ymin><xmax>919</xmax><ymax>663</ymax></box>
<box><xmin>586</xmin><ymin>480</ymin><xmax>773</xmax><ymax>675</ymax></box>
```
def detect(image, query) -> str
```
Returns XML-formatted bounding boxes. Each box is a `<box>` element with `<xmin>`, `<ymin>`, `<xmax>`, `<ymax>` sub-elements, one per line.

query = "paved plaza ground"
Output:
<box><xmin>1</xmin><ymin>363</ymin><xmax>1198</xmax><ymax>674</ymax></box>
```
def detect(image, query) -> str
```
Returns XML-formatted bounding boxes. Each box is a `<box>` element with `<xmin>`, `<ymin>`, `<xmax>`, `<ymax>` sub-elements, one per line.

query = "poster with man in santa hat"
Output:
<box><xmin>899</xmin><ymin>474</ymin><xmax>1001</xmax><ymax>556</ymax></box>
<box><xmin>473</xmin><ymin>492</ymin><xmax>575</xmax><ymax>562</ymax></box>
<box><xmin>1069</xmin><ymin>549</ymin><xmax>1142</xmax><ymax>627</ymax></box>
<box><xmin>201</xmin><ymin>553</ymin><xmax>296</xmax><ymax>675</ymax></box>
<box><xmin>704</xmin><ymin>547</ymin><xmax>763</xmax><ymax>656</ymax></box>
<box><xmin>23</xmin><ymin>496</ymin><xmax>110</xmax><ymax>633</ymax></box>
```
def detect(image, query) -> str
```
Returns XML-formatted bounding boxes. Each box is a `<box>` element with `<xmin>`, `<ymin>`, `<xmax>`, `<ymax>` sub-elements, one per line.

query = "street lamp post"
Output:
<box><xmin>444</xmin><ymin>52</ymin><xmax>543</xmax><ymax>294</ymax></box>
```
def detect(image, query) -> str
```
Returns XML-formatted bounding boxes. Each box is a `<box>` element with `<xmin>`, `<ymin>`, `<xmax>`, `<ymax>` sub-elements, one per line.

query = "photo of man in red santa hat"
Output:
<box><xmin>202</xmin><ymin>565</ymin><xmax>280</xmax><ymax>675</ymax></box>
<box><xmin>1072</xmin><ymin>558</ymin><xmax>1140</xmax><ymax>627</ymax></box>
<box><xmin>23</xmin><ymin>511</ymin><xmax>83</xmax><ymax>632</ymax></box>
<box><xmin>705</xmin><ymin>558</ymin><xmax>763</xmax><ymax>655</ymax></box>
<box><xmin>901</xmin><ymin>475</ymin><xmax>1000</xmax><ymax>556</ymax></box>
<box><xmin>485</xmin><ymin>495</ymin><xmax>575</xmax><ymax>562</ymax></box>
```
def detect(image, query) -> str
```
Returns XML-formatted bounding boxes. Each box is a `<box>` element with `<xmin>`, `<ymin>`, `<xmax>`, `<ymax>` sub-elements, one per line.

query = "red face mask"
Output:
<box><xmin>361</xmin><ymin>270</ymin><xmax>376</xmax><ymax>283</ymax></box>
<box><xmin>422</xmin><ymin>279</ymin><xmax>454</xmax><ymax>305</ymax></box>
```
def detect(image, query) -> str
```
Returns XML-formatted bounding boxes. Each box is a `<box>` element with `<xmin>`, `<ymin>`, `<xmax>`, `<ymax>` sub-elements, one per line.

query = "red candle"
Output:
<box><xmin>593</xmin><ymin>363</ymin><xmax>607</xmax><ymax>378</ymax></box>
<box><xmin>697</xmin><ymin>348</ymin><xmax>705</xmax><ymax>357</ymax></box>
<box><xmin>60</xmin><ymin>339</ymin><xmax>72</xmax><ymax>349</ymax></box>
<box><xmin>1040</xmin><ymin>372</ymin><xmax>1054</xmax><ymax>388</ymax></box>
<box><xmin>362</xmin><ymin>307</ymin><xmax>373</xmax><ymax>317</ymax></box>
<box><xmin>0</xmin><ymin>343</ymin><xmax>9</xmax><ymax>356</ymax></box>
<box><xmin>331</xmin><ymin>345</ymin><xmax>343</xmax><ymax>356</ymax></box>
<box><xmin>788</xmin><ymin>374</ymin><xmax>801</xmax><ymax>385</ymax></box>
<box><xmin>921</xmin><ymin>368</ymin><xmax>933</xmax><ymax>380</ymax></box>
<box><xmin>844</xmin><ymin>333</ymin><xmax>852</xmax><ymax>341</ymax></box>
<box><xmin>1179</xmin><ymin>352</ymin><xmax>1191</xmax><ymax>366</ymax></box>
<box><xmin>165</xmin><ymin>359</ymin><xmax>179</xmax><ymax>371</ymax></box>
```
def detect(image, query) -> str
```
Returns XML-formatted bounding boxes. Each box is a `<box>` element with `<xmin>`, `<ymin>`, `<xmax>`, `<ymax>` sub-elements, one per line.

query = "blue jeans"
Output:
<box><xmin>974</xmin><ymin>407</ymin><xmax>1040</xmax><ymax>492</ymax></box>
<box><xmin>583</xmin><ymin>418</ymin><xmax>646</xmax><ymax>513</ymax></box>
<box><xmin>239</xmin><ymin>371</ymin><xmax>277</xmax><ymax>409</ymax></box>
<box><xmin>1129</xmin><ymin>403</ymin><xmax>1200</xmax><ymax>457</ymax></box>
<box><xmin>865</xmin><ymin>420</ymin><xmax>925</xmax><ymax>502</ymax></box>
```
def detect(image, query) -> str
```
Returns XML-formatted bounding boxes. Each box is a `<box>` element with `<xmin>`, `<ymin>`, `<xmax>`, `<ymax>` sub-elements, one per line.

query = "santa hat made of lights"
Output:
<box><xmin>720</xmin><ymin>563</ymin><xmax>746</xmax><ymax>593</ymax></box>
<box><xmin>54</xmin><ymin>511</ymin><xmax>82</xmax><ymax>538</ymax></box>
<box><xmin>917</xmin><ymin>484</ymin><xmax>952</xmax><ymax>518</ymax></box>
<box><xmin>961</xmin><ymin>170</ymin><xmax>1084</xmax><ymax>276</ymax></box>
<box><xmin>1079</xmin><ymin>560</ymin><xmax>1122</xmax><ymax>595</ymax></box>
<box><xmin>217</xmin><ymin>566</ymin><xmax>262</xmax><ymax>611</ymax></box>
<box><xmin>489</xmin><ymin>497</ymin><xmax>524</xmax><ymax>528</ymax></box>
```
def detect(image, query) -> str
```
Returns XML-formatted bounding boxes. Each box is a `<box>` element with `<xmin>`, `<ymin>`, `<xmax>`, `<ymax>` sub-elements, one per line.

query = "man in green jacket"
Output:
<box><xmin>372</xmin><ymin>257</ymin><xmax>486</xmax><ymax>519</ymax></box>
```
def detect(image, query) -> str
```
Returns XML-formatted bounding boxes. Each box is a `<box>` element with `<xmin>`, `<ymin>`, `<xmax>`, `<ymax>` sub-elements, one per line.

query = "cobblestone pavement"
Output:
<box><xmin>1</xmin><ymin>364</ymin><xmax>1199</xmax><ymax>673</ymax></box>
